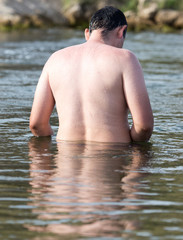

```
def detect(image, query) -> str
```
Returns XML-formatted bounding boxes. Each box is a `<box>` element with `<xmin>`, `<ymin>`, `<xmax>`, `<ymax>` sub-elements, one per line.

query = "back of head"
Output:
<box><xmin>89</xmin><ymin>6</ymin><xmax>127</xmax><ymax>39</ymax></box>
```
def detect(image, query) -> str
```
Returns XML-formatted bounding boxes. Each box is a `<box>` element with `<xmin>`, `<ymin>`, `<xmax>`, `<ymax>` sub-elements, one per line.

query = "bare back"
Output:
<box><xmin>47</xmin><ymin>42</ymin><xmax>131</xmax><ymax>142</ymax></box>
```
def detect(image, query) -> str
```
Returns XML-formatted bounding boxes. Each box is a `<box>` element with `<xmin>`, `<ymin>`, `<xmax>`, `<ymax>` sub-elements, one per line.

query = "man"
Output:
<box><xmin>29</xmin><ymin>6</ymin><xmax>153</xmax><ymax>143</ymax></box>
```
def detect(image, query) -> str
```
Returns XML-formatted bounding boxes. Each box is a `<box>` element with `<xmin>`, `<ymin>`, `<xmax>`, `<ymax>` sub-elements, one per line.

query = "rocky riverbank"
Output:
<box><xmin>0</xmin><ymin>0</ymin><xmax>183</xmax><ymax>32</ymax></box>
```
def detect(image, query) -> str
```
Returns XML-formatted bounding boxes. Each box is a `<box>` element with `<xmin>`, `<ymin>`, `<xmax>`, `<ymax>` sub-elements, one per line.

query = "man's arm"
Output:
<box><xmin>123</xmin><ymin>50</ymin><xmax>153</xmax><ymax>142</ymax></box>
<box><xmin>29</xmin><ymin>63</ymin><xmax>55</xmax><ymax>137</ymax></box>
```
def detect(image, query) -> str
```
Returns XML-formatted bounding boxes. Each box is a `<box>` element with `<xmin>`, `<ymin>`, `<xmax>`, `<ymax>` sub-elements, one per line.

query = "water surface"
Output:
<box><xmin>0</xmin><ymin>28</ymin><xmax>183</xmax><ymax>240</ymax></box>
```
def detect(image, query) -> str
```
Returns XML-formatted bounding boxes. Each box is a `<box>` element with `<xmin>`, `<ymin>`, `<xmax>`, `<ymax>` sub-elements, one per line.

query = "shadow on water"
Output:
<box><xmin>26</xmin><ymin>137</ymin><xmax>153</xmax><ymax>239</ymax></box>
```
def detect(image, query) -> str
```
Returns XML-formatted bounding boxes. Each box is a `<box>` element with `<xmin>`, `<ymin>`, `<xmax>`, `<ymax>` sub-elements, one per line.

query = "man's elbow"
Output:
<box><xmin>29</xmin><ymin>121</ymin><xmax>41</xmax><ymax>136</ymax></box>
<box><xmin>146</xmin><ymin>117</ymin><xmax>154</xmax><ymax>135</ymax></box>
<box><xmin>29</xmin><ymin>115</ymin><xmax>53</xmax><ymax>137</ymax></box>
<box><xmin>131</xmin><ymin>121</ymin><xmax>153</xmax><ymax>142</ymax></box>
<box><xmin>30</xmin><ymin>123</ymin><xmax>53</xmax><ymax>137</ymax></box>
<box><xmin>140</xmin><ymin>124</ymin><xmax>153</xmax><ymax>140</ymax></box>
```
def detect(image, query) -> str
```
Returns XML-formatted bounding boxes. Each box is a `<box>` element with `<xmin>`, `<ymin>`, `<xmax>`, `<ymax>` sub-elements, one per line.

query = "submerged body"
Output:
<box><xmin>29</xmin><ymin>7</ymin><xmax>153</xmax><ymax>143</ymax></box>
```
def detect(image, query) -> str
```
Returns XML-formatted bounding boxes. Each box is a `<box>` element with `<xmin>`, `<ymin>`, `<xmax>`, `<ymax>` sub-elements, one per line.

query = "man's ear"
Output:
<box><xmin>118</xmin><ymin>25</ymin><xmax>127</xmax><ymax>39</ymax></box>
<box><xmin>85</xmin><ymin>28</ymin><xmax>90</xmax><ymax>41</ymax></box>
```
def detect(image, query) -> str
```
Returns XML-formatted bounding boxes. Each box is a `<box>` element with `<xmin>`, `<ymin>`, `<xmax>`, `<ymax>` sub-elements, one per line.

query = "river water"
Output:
<box><xmin>0</xmin><ymin>28</ymin><xmax>183</xmax><ymax>240</ymax></box>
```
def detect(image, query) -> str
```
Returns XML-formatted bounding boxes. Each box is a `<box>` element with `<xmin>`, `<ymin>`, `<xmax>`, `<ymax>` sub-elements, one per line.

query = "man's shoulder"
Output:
<box><xmin>115</xmin><ymin>48</ymin><xmax>135</xmax><ymax>58</ymax></box>
<box><xmin>45</xmin><ymin>44</ymin><xmax>82</xmax><ymax>67</ymax></box>
<box><xmin>50</xmin><ymin>43</ymin><xmax>83</xmax><ymax>58</ymax></box>
<box><xmin>114</xmin><ymin>48</ymin><xmax>139</xmax><ymax>67</ymax></box>
<box><xmin>52</xmin><ymin>45</ymin><xmax>77</xmax><ymax>56</ymax></box>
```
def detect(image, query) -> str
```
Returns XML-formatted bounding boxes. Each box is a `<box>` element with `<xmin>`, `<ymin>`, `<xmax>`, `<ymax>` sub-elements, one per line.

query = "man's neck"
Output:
<box><xmin>89</xmin><ymin>31</ymin><xmax>108</xmax><ymax>44</ymax></box>
<box><xmin>88</xmin><ymin>30</ymin><xmax>123</xmax><ymax>48</ymax></box>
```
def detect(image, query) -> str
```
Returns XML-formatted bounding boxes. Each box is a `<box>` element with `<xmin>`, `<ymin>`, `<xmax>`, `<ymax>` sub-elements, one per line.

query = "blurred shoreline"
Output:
<box><xmin>0</xmin><ymin>0</ymin><xmax>182</xmax><ymax>32</ymax></box>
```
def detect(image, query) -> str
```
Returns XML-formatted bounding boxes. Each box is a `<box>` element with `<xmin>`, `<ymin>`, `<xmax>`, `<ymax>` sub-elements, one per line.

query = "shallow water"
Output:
<box><xmin>0</xmin><ymin>28</ymin><xmax>183</xmax><ymax>240</ymax></box>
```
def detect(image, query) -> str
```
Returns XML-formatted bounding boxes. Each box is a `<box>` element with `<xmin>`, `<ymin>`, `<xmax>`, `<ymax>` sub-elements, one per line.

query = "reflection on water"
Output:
<box><xmin>0</xmin><ymin>28</ymin><xmax>183</xmax><ymax>239</ymax></box>
<box><xmin>28</xmin><ymin>137</ymin><xmax>152</xmax><ymax>238</ymax></box>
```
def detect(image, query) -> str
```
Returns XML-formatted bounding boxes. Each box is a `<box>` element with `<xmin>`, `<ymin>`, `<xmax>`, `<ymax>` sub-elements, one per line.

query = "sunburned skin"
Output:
<box><xmin>29</xmin><ymin>26</ymin><xmax>153</xmax><ymax>143</ymax></box>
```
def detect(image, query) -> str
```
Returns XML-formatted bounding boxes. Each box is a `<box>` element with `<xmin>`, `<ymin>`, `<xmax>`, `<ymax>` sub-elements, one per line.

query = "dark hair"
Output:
<box><xmin>89</xmin><ymin>6</ymin><xmax>127</xmax><ymax>39</ymax></box>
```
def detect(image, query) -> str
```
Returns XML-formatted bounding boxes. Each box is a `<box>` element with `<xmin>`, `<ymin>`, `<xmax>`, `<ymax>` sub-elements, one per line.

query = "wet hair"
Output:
<box><xmin>89</xmin><ymin>6</ymin><xmax>127</xmax><ymax>39</ymax></box>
